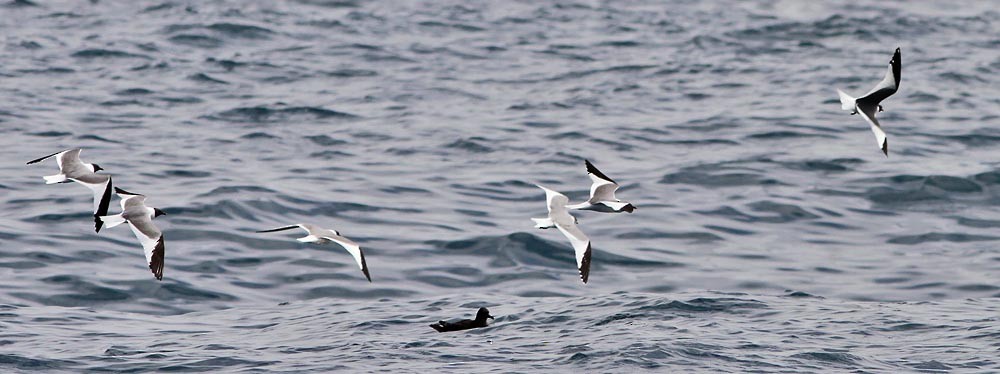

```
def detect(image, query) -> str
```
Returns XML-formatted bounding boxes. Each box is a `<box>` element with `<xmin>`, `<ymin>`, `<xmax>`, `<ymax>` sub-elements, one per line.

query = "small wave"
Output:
<box><xmin>206</xmin><ymin>105</ymin><xmax>358</xmax><ymax>123</ymax></box>
<box><xmin>71</xmin><ymin>49</ymin><xmax>151</xmax><ymax>60</ymax></box>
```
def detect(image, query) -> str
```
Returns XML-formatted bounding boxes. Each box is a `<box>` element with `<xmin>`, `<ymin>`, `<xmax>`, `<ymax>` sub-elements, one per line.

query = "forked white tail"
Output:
<box><xmin>43</xmin><ymin>174</ymin><xmax>68</xmax><ymax>184</ymax></box>
<box><xmin>98</xmin><ymin>214</ymin><xmax>127</xmax><ymax>228</ymax></box>
<box><xmin>531</xmin><ymin>217</ymin><xmax>555</xmax><ymax>229</ymax></box>
<box><xmin>836</xmin><ymin>89</ymin><xmax>856</xmax><ymax>112</ymax></box>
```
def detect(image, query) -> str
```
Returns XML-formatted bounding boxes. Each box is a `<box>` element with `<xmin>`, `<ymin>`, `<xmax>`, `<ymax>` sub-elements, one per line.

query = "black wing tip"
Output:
<box><xmin>882</xmin><ymin>139</ymin><xmax>888</xmax><ymax>156</ymax></box>
<box><xmin>26</xmin><ymin>150</ymin><xmax>64</xmax><ymax>165</ymax></box>
<box><xmin>584</xmin><ymin>159</ymin><xmax>617</xmax><ymax>184</ymax></box>
<box><xmin>579</xmin><ymin>243</ymin><xmax>592</xmax><ymax>284</ymax></box>
<box><xmin>256</xmin><ymin>225</ymin><xmax>297</xmax><ymax>233</ymax></box>
<box><xmin>114</xmin><ymin>187</ymin><xmax>140</xmax><ymax>196</ymax></box>
<box><xmin>150</xmin><ymin>236</ymin><xmax>165</xmax><ymax>281</ymax></box>
<box><xmin>95</xmin><ymin>177</ymin><xmax>113</xmax><ymax>233</ymax></box>
<box><xmin>360</xmin><ymin>252</ymin><xmax>372</xmax><ymax>282</ymax></box>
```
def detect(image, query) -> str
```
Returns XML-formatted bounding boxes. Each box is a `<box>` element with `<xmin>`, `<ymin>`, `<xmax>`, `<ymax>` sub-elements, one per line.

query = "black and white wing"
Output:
<box><xmin>256</xmin><ymin>224</ymin><xmax>306</xmax><ymax>234</ymax></box>
<box><xmin>26</xmin><ymin>149</ymin><xmax>72</xmax><ymax>166</ymax></box>
<box><xmin>323</xmin><ymin>234</ymin><xmax>372</xmax><ymax>282</ymax></box>
<box><xmin>126</xmin><ymin>214</ymin><xmax>165</xmax><ymax>280</ymax></box>
<box><xmin>584</xmin><ymin>160</ymin><xmax>620</xmax><ymax>204</ymax></box>
<box><xmin>857</xmin><ymin>48</ymin><xmax>901</xmax><ymax>108</ymax></box>
<box><xmin>552</xmin><ymin>210</ymin><xmax>592</xmax><ymax>284</ymax></box>
<box><xmin>72</xmin><ymin>173</ymin><xmax>113</xmax><ymax>232</ymax></box>
<box><xmin>858</xmin><ymin>104</ymin><xmax>889</xmax><ymax>156</ymax></box>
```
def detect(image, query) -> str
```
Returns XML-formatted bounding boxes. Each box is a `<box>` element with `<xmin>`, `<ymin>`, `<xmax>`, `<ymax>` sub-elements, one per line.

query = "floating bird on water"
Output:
<box><xmin>26</xmin><ymin>148</ymin><xmax>113</xmax><ymax>232</ymax></box>
<box><xmin>99</xmin><ymin>188</ymin><xmax>166</xmax><ymax>280</ymax></box>
<box><xmin>257</xmin><ymin>223</ymin><xmax>371</xmax><ymax>282</ymax></box>
<box><xmin>837</xmin><ymin>47</ymin><xmax>901</xmax><ymax>156</ymax></box>
<box><xmin>531</xmin><ymin>184</ymin><xmax>593</xmax><ymax>283</ymax></box>
<box><xmin>430</xmin><ymin>307</ymin><xmax>495</xmax><ymax>332</ymax></box>
<box><xmin>566</xmin><ymin>160</ymin><xmax>636</xmax><ymax>213</ymax></box>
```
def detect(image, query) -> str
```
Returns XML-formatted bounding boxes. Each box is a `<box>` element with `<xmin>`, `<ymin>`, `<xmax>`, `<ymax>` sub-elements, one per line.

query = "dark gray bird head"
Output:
<box><xmin>476</xmin><ymin>307</ymin><xmax>494</xmax><ymax>322</ymax></box>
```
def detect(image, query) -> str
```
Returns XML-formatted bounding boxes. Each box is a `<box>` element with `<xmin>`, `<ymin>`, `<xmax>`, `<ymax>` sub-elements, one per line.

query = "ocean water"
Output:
<box><xmin>1</xmin><ymin>0</ymin><xmax>999</xmax><ymax>371</ymax></box>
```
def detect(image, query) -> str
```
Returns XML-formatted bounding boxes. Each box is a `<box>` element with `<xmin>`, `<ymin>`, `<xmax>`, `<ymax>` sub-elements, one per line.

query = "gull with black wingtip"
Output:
<box><xmin>531</xmin><ymin>184</ymin><xmax>593</xmax><ymax>283</ymax></box>
<box><xmin>566</xmin><ymin>159</ymin><xmax>636</xmax><ymax>213</ymax></box>
<box><xmin>99</xmin><ymin>188</ymin><xmax>167</xmax><ymax>280</ymax></box>
<box><xmin>26</xmin><ymin>148</ymin><xmax>113</xmax><ymax>232</ymax></box>
<box><xmin>256</xmin><ymin>223</ymin><xmax>372</xmax><ymax>282</ymax></box>
<box><xmin>430</xmin><ymin>307</ymin><xmax>495</xmax><ymax>332</ymax></box>
<box><xmin>837</xmin><ymin>47</ymin><xmax>901</xmax><ymax>156</ymax></box>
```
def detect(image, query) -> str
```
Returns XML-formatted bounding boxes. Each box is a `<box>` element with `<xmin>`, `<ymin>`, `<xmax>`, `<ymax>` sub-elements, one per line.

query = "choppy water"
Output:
<box><xmin>2</xmin><ymin>0</ymin><xmax>999</xmax><ymax>371</ymax></box>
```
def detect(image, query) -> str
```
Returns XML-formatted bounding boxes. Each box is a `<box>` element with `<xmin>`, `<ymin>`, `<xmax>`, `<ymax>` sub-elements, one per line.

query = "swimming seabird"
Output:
<box><xmin>566</xmin><ymin>160</ymin><xmax>636</xmax><ymax>213</ymax></box>
<box><xmin>429</xmin><ymin>307</ymin><xmax>495</xmax><ymax>332</ymax></box>
<box><xmin>98</xmin><ymin>188</ymin><xmax>166</xmax><ymax>280</ymax></box>
<box><xmin>531</xmin><ymin>184</ymin><xmax>592</xmax><ymax>283</ymax></box>
<box><xmin>837</xmin><ymin>47</ymin><xmax>901</xmax><ymax>156</ymax></box>
<box><xmin>26</xmin><ymin>148</ymin><xmax>113</xmax><ymax>232</ymax></box>
<box><xmin>256</xmin><ymin>223</ymin><xmax>371</xmax><ymax>282</ymax></box>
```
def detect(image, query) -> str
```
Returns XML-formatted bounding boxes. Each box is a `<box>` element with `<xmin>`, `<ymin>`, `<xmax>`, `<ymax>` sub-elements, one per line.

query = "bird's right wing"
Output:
<box><xmin>325</xmin><ymin>235</ymin><xmax>372</xmax><ymax>283</ymax></box>
<box><xmin>126</xmin><ymin>215</ymin><xmax>164</xmax><ymax>280</ymax></box>
<box><xmin>554</xmin><ymin>212</ymin><xmax>592</xmax><ymax>283</ymax></box>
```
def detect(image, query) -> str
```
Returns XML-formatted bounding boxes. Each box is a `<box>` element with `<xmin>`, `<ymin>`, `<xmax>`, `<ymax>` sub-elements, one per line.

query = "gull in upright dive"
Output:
<box><xmin>99</xmin><ymin>188</ymin><xmax>167</xmax><ymax>280</ymax></box>
<box><xmin>26</xmin><ymin>148</ymin><xmax>113</xmax><ymax>232</ymax></box>
<box><xmin>531</xmin><ymin>184</ymin><xmax>592</xmax><ymax>283</ymax></box>
<box><xmin>566</xmin><ymin>160</ymin><xmax>636</xmax><ymax>213</ymax></box>
<box><xmin>837</xmin><ymin>47</ymin><xmax>901</xmax><ymax>156</ymax></box>
<box><xmin>257</xmin><ymin>223</ymin><xmax>371</xmax><ymax>282</ymax></box>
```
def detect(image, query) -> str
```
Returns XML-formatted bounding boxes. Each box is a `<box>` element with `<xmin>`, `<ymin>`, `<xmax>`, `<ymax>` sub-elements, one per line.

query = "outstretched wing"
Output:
<box><xmin>585</xmin><ymin>160</ymin><xmax>621</xmax><ymax>203</ymax></box>
<box><xmin>857</xmin><ymin>104</ymin><xmax>888</xmax><ymax>156</ymax></box>
<box><xmin>126</xmin><ymin>215</ymin><xmax>165</xmax><ymax>280</ymax></box>
<box><xmin>553</xmin><ymin>211</ymin><xmax>592</xmax><ymax>283</ymax></box>
<box><xmin>324</xmin><ymin>235</ymin><xmax>372</xmax><ymax>283</ymax></box>
<box><xmin>26</xmin><ymin>149</ymin><xmax>70</xmax><ymax>165</ymax></box>
<box><xmin>857</xmin><ymin>48</ymin><xmax>900</xmax><ymax>107</ymax></box>
<box><xmin>71</xmin><ymin>174</ymin><xmax>113</xmax><ymax>232</ymax></box>
<box><xmin>256</xmin><ymin>224</ymin><xmax>304</xmax><ymax>234</ymax></box>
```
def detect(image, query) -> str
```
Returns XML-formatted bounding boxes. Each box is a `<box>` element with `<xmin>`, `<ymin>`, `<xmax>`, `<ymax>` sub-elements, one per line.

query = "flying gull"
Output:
<box><xmin>99</xmin><ymin>188</ymin><xmax>167</xmax><ymax>280</ymax></box>
<box><xmin>531</xmin><ymin>184</ymin><xmax>592</xmax><ymax>283</ymax></box>
<box><xmin>429</xmin><ymin>307</ymin><xmax>495</xmax><ymax>332</ymax></box>
<box><xmin>566</xmin><ymin>160</ymin><xmax>636</xmax><ymax>213</ymax></box>
<box><xmin>257</xmin><ymin>223</ymin><xmax>372</xmax><ymax>282</ymax></box>
<box><xmin>26</xmin><ymin>148</ymin><xmax>113</xmax><ymax>232</ymax></box>
<box><xmin>837</xmin><ymin>47</ymin><xmax>901</xmax><ymax>156</ymax></box>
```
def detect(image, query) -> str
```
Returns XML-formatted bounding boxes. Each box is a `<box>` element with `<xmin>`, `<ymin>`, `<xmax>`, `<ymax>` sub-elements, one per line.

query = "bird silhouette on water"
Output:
<box><xmin>430</xmin><ymin>307</ymin><xmax>495</xmax><ymax>332</ymax></box>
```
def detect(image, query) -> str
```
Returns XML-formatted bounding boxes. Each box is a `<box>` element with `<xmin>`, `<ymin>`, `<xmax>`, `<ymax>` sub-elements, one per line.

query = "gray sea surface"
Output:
<box><xmin>1</xmin><ymin>0</ymin><xmax>999</xmax><ymax>372</ymax></box>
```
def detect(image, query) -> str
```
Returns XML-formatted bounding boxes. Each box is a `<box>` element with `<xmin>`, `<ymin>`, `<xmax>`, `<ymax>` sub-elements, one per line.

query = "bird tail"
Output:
<box><xmin>836</xmin><ymin>89</ymin><xmax>856</xmax><ymax>112</ymax></box>
<box><xmin>531</xmin><ymin>217</ymin><xmax>555</xmax><ymax>229</ymax></box>
<box><xmin>297</xmin><ymin>235</ymin><xmax>321</xmax><ymax>243</ymax></box>
<box><xmin>98</xmin><ymin>214</ymin><xmax>127</xmax><ymax>228</ymax></box>
<box><xmin>43</xmin><ymin>174</ymin><xmax>68</xmax><ymax>184</ymax></box>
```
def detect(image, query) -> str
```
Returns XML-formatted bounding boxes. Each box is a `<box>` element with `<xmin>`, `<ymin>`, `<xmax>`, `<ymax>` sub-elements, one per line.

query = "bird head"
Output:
<box><xmin>153</xmin><ymin>208</ymin><xmax>167</xmax><ymax>217</ymax></box>
<box><xmin>91</xmin><ymin>164</ymin><xmax>104</xmax><ymax>172</ymax></box>
<box><xmin>476</xmin><ymin>307</ymin><xmax>494</xmax><ymax>322</ymax></box>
